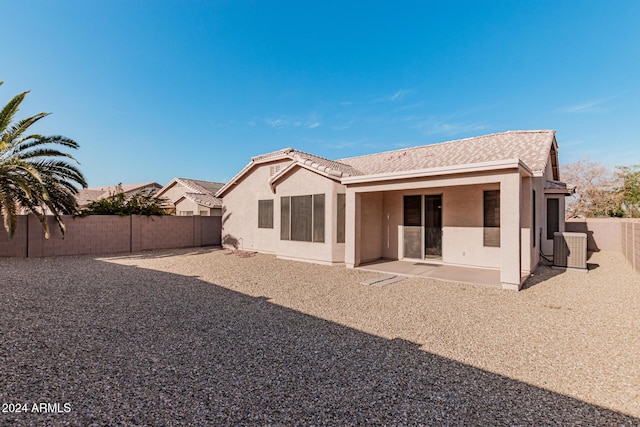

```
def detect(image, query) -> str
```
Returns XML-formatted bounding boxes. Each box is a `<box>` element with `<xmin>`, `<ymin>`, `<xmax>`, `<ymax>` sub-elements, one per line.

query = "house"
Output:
<box><xmin>216</xmin><ymin>130</ymin><xmax>570</xmax><ymax>290</ymax></box>
<box><xmin>155</xmin><ymin>178</ymin><xmax>225</xmax><ymax>216</ymax></box>
<box><xmin>75</xmin><ymin>182</ymin><xmax>162</xmax><ymax>208</ymax></box>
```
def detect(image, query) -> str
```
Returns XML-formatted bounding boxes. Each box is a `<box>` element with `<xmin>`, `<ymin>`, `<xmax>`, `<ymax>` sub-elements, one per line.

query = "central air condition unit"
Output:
<box><xmin>553</xmin><ymin>232</ymin><xmax>588</xmax><ymax>271</ymax></box>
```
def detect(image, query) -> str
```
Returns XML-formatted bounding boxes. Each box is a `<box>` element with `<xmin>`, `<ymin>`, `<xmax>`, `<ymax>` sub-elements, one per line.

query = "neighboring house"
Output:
<box><xmin>217</xmin><ymin>130</ymin><xmax>571</xmax><ymax>290</ymax></box>
<box><xmin>155</xmin><ymin>178</ymin><xmax>225</xmax><ymax>216</ymax></box>
<box><xmin>75</xmin><ymin>182</ymin><xmax>162</xmax><ymax>208</ymax></box>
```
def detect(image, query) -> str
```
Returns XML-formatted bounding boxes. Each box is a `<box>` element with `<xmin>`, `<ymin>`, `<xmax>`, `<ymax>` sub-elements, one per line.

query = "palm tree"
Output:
<box><xmin>0</xmin><ymin>81</ymin><xmax>87</xmax><ymax>238</ymax></box>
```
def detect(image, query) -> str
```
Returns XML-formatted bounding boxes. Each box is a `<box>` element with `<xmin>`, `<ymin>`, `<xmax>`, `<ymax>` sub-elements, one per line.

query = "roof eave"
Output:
<box><xmin>340</xmin><ymin>159</ymin><xmax>531</xmax><ymax>185</ymax></box>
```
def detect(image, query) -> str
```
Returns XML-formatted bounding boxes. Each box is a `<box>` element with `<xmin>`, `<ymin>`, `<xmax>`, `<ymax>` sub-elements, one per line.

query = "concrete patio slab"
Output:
<box><xmin>357</xmin><ymin>259</ymin><xmax>502</xmax><ymax>287</ymax></box>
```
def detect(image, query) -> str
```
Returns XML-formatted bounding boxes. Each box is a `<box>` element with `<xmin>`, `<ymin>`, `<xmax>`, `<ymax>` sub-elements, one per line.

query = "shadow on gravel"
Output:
<box><xmin>1</xmin><ymin>257</ymin><xmax>637</xmax><ymax>426</ymax></box>
<box><xmin>99</xmin><ymin>246</ymin><xmax>222</xmax><ymax>261</ymax></box>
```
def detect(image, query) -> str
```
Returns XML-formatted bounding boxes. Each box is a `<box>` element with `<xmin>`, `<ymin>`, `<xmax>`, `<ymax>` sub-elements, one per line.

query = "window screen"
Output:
<box><xmin>313</xmin><ymin>194</ymin><xmax>325</xmax><ymax>242</ymax></box>
<box><xmin>281</xmin><ymin>194</ymin><xmax>325</xmax><ymax>242</ymax></box>
<box><xmin>547</xmin><ymin>198</ymin><xmax>559</xmax><ymax>239</ymax></box>
<box><xmin>403</xmin><ymin>195</ymin><xmax>421</xmax><ymax>226</ymax></box>
<box><xmin>291</xmin><ymin>195</ymin><xmax>313</xmax><ymax>242</ymax></box>
<box><xmin>281</xmin><ymin>197</ymin><xmax>290</xmax><ymax>240</ymax></box>
<box><xmin>337</xmin><ymin>193</ymin><xmax>346</xmax><ymax>243</ymax></box>
<box><xmin>258</xmin><ymin>199</ymin><xmax>274</xmax><ymax>229</ymax></box>
<box><xmin>532</xmin><ymin>190</ymin><xmax>536</xmax><ymax>247</ymax></box>
<box><xmin>483</xmin><ymin>190</ymin><xmax>500</xmax><ymax>247</ymax></box>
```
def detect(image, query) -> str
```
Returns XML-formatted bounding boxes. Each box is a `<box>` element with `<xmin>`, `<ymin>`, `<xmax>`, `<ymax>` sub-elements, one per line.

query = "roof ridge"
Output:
<box><xmin>290</xmin><ymin>148</ymin><xmax>354</xmax><ymax>167</ymax></box>
<box><xmin>176</xmin><ymin>178</ymin><xmax>207</xmax><ymax>195</ymax></box>
<box><xmin>338</xmin><ymin>130</ymin><xmax>555</xmax><ymax>162</ymax></box>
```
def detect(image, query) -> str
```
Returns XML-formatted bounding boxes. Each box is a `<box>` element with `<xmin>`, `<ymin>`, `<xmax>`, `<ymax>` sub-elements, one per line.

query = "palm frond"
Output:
<box><xmin>0</xmin><ymin>91</ymin><xmax>28</xmax><ymax>138</ymax></box>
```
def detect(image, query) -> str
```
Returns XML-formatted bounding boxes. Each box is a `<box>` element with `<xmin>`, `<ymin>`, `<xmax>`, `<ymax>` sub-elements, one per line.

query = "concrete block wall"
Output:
<box><xmin>201</xmin><ymin>215</ymin><xmax>222</xmax><ymax>246</ymax></box>
<box><xmin>566</xmin><ymin>218</ymin><xmax>639</xmax><ymax>275</ymax></box>
<box><xmin>137</xmin><ymin>216</ymin><xmax>199</xmax><ymax>251</ymax></box>
<box><xmin>0</xmin><ymin>215</ymin><xmax>221</xmax><ymax>257</ymax></box>
<box><xmin>0</xmin><ymin>216</ymin><xmax>28</xmax><ymax>257</ymax></box>
<box><xmin>622</xmin><ymin>220</ymin><xmax>640</xmax><ymax>274</ymax></box>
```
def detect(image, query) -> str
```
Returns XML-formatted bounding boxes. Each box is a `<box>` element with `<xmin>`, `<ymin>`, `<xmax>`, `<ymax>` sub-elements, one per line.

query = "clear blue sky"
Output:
<box><xmin>2</xmin><ymin>1</ymin><xmax>639</xmax><ymax>187</ymax></box>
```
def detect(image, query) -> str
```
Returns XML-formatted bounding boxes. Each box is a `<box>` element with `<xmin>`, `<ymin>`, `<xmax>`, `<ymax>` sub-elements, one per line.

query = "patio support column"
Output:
<box><xmin>345</xmin><ymin>189</ymin><xmax>361</xmax><ymax>268</ymax></box>
<box><xmin>500</xmin><ymin>172</ymin><xmax>522</xmax><ymax>290</ymax></box>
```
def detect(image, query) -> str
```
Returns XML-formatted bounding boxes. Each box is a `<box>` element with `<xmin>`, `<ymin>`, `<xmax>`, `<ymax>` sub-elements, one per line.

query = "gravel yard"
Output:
<box><xmin>1</xmin><ymin>248</ymin><xmax>639</xmax><ymax>426</ymax></box>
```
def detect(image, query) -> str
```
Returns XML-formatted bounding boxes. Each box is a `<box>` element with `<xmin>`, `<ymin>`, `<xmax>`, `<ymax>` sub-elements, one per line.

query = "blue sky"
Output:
<box><xmin>2</xmin><ymin>1</ymin><xmax>639</xmax><ymax>186</ymax></box>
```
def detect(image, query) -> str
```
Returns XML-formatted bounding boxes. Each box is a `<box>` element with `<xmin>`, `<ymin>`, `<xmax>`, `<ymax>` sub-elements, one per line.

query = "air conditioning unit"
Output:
<box><xmin>553</xmin><ymin>232</ymin><xmax>588</xmax><ymax>271</ymax></box>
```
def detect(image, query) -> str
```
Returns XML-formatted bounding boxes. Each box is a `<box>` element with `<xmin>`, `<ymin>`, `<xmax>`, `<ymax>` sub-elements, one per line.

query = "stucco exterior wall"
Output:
<box><xmin>158</xmin><ymin>183</ymin><xmax>187</xmax><ymax>204</ymax></box>
<box><xmin>221</xmin><ymin>161</ymin><xmax>347</xmax><ymax>264</ymax></box>
<box><xmin>173</xmin><ymin>198</ymin><xmax>220</xmax><ymax>216</ymax></box>
<box><xmin>360</xmin><ymin>192</ymin><xmax>383</xmax><ymax>263</ymax></box>
<box><xmin>221</xmin><ymin>159</ymin><xmax>291</xmax><ymax>254</ymax></box>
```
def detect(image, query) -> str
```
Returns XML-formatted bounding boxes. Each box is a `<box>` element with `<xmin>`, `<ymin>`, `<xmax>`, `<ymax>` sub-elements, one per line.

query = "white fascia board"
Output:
<box><xmin>341</xmin><ymin>159</ymin><xmax>531</xmax><ymax>185</ymax></box>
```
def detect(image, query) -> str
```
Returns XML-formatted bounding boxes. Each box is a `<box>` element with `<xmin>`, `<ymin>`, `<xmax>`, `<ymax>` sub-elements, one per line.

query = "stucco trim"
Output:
<box><xmin>340</xmin><ymin>159</ymin><xmax>532</xmax><ymax>185</ymax></box>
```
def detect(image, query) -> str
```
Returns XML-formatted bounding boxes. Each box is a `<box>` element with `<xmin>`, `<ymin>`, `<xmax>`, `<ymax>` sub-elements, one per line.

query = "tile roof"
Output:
<box><xmin>253</xmin><ymin>148</ymin><xmax>359</xmax><ymax>178</ymax></box>
<box><xmin>75</xmin><ymin>182</ymin><xmax>161</xmax><ymax>206</ymax></box>
<box><xmin>218</xmin><ymin>130</ymin><xmax>558</xmax><ymax>196</ymax></box>
<box><xmin>161</xmin><ymin>178</ymin><xmax>225</xmax><ymax>208</ymax></box>
<box><xmin>182</xmin><ymin>193</ymin><xmax>223</xmax><ymax>208</ymax></box>
<box><xmin>338</xmin><ymin>130</ymin><xmax>556</xmax><ymax>176</ymax></box>
<box><xmin>176</xmin><ymin>178</ymin><xmax>225</xmax><ymax>196</ymax></box>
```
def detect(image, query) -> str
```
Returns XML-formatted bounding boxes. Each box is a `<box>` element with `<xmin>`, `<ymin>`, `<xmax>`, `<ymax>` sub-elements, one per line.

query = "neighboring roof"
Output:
<box><xmin>217</xmin><ymin>130</ymin><xmax>559</xmax><ymax>196</ymax></box>
<box><xmin>180</xmin><ymin>193</ymin><xmax>222</xmax><ymax>208</ymax></box>
<box><xmin>156</xmin><ymin>178</ymin><xmax>225</xmax><ymax>208</ymax></box>
<box><xmin>75</xmin><ymin>182</ymin><xmax>161</xmax><ymax>206</ymax></box>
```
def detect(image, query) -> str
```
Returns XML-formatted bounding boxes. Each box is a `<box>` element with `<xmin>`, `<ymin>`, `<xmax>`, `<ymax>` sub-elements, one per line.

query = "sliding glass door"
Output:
<box><xmin>403</xmin><ymin>194</ymin><xmax>442</xmax><ymax>260</ymax></box>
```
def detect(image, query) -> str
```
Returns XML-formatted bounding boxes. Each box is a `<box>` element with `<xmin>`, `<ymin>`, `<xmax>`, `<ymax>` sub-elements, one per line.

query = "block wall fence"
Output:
<box><xmin>566</xmin><ymin>218</ymin><xmax>640</xmax><ymax>275</ymax></box>
<box><xmin>0</xmin><ymin>215</ymin><xmax>221</xmax><ymax>258</ymax></box>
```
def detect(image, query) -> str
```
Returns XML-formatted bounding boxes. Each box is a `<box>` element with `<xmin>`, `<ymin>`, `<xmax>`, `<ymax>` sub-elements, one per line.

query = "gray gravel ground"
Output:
<box><xmin>1</xmin><ymin>248</ymin><xmax>639</xmax><ymax>426</ymax></box>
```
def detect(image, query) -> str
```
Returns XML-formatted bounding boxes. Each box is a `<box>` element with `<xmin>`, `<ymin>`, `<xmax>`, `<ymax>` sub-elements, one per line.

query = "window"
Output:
<box><xmin>280</xmin><ymin>194</ymin><xmax>325</xmax><ymax>242</ymax></box>
<box><xmin>483</xmin><ymin>190</ymin><xmax>500</xmax><ymax>247</ymax></box>
<box><xmin>403</xmin><ymin>195</ymin><xmax>421</xmax><ymax>226</ymax></box>
<box><xmin>280</xmin><ymin>197</ymin><xmax>290</xmax><ymax>240</ymax></box>
<box><xmin>337</xmin><ymin>194</ymin><xmax>346</xmax><ymax>243</ymax></box>
<box><xmin>199</xmin><ymin>210</ymin><xmax>209</xmax><ymax>216</ymax></box>
<box><xmin>532</xmin><ymin>190</ymin><xmax>536</xmax><ymax>247</ymax></box>
<box><xmin>547</xmin><ymin>198</ymin><xmax>559</xmax><ymax>239</ymax></box>
<box><xmin>258</xmin><ymin>200</ymin><xmax>274</xmax><ymax>229</ymax></box>
<box><xmin>179</xmin><ymin>211</ymin><xmax>193</xmax><ymax>216</ymax></box>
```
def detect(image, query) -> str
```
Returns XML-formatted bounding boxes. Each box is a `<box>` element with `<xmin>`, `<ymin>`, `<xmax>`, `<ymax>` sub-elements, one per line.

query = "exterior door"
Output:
<box><xmin>424</xmin><ymin>195</ymin><xmax>442</xmax><ymax>258</ymax></box>
<box><xmin>403</xmin><ymin>194</ymin><xmax>443</xmax><ymax>260</ymax></box>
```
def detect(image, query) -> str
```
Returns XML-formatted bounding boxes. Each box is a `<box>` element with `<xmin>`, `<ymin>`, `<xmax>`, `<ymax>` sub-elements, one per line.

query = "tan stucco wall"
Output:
<box><xmin>174</xmin><ymin>198</ymin><xmax>221</xmax><ymax>216</ymax></box>
<box><xmin>221</xmin><ymin>160</ymin><xmax>291</xmax><ymax>254</ymax></box>
<box><xmin>221</xmin><ymin>161</ymin><xmax>347</xmax><ymax>264</ymax></box>
<box><xmin>158</xmin><ymin>182</ymin><xmax>188</xmax><ymax>204</ymax></box>
<box><xmin>360</xmin><ymin>192</ymin><xmax>383</xmax><ymax>263</ymax></box>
